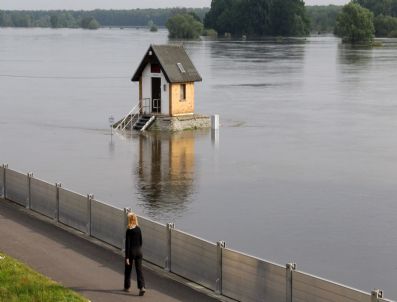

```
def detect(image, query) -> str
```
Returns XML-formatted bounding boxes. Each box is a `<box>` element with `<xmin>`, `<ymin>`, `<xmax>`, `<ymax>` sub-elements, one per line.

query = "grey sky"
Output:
<box><xmin>1</xmin><ymin>0</ymin><xmax>349</xmax><ymax>10</ymax></box>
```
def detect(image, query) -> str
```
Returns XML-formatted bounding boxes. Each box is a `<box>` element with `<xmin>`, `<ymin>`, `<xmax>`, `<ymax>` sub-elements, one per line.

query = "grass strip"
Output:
<box><xmin>0</xmin><ymin>251</ymin><xmax>88</xmax><ymax>302</ymax></box>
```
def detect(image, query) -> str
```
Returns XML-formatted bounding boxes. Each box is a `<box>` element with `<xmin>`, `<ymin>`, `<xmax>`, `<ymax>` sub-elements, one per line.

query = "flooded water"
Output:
<box><xmin>1</xmin><ymin>28</ymin><xmax>397</xmax><ymax>298</ymax></box>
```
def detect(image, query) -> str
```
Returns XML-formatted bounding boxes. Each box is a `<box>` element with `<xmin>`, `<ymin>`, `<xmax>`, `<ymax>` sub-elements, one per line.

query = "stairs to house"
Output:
<box><xmin>133</xmin><ymin>115</ymin><xmax>156</xmax><ymax>131</ymax></box>
<box><xmin>113</xmin><ymin>98</ymin><xmax>153</xmax><ymax>131</ymax></box>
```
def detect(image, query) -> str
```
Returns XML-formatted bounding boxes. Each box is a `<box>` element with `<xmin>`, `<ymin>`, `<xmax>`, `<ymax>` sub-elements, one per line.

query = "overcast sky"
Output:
<box><xmin>1</xmin><ymin>0</ymin><xmax>349</xmax><ymax>10</ymax></box>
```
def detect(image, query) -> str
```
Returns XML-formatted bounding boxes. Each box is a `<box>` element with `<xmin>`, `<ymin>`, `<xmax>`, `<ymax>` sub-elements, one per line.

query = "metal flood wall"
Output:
<box><xmin>91</xmin><ymin>200</ymin><xmax>124</xmax><ymax>249</ymax></box>
<box><xmin>222</xmin><ymin>248</ymin><xmax>287</xmax><ymax>302</ymax></box>
<box><xmin>5</xmin><ymin>169</ymin><xmax>28</xmax><ymax>206</ymax></box>
<box><xmin>0</xmin><ymin>166</ymin><xmax>4</xmax><ymax>197</ymax></box>
<box><xmin>59</xmin><ymin>188</ymin><xmax>88</xmax><ymax>233</ymax></box>
<box><xmin>30</xmin><ymin>178</ymin><xmax>57</xmax><ymax>219</ymax></box>
<box><xmin>1</xmin><ymin>166</ymin><xmax>395</xmax><ymax>302</ymax></box>
<box><xmin>292</xmin><ymin>271</ymin><xmax>372</xmax><ymax>302</ymax></box>
<box><xmin>139</xmin><ymin>216</ymin><xmax>167</xmax><ymax>268</ymax></box>
<box><xmin>171</xmin><ymin>229</ymin><xmax>217</xmax><ymax>291</ymax></box>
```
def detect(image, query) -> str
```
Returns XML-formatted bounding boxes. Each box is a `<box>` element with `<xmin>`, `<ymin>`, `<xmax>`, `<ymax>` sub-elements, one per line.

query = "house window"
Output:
<box><xmin>151</xmin><ymin>64</ymin><xmax>161</xmax><ymax>73</ymax></box>
<box><xmin>180</xmin><ymin>84</ymin><xmax>186</xmax><ymax>101</ymax></box>
<box><xmin>177</xmin><ymin>62</ymin><xmax>186</xmax><ymax>73</ymax></box>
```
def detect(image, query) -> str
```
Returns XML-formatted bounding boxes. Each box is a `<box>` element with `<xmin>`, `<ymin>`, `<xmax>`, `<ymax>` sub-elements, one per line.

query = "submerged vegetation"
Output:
<box><xmin>166</xmin><ymin>13</ymin><xmax>204</xmax><ymax>39</ymax></box>
<box><xmin>0</xmin><ymin>11</ymin><xmax>101</xmax><ymax>29</ymax></box>
<box><xmin>0</xmin><ymin>8</ymin><xmax>208</xmax><ymax>29</ymax></box>
<box><xmin>1</xmin><ymin>2</ymin><xmax>397</xmax><ymax>39</ymax></box>
<box><xmin>204</xmin><ymin>0</ymin><xmax>310</xmax><ymax>37</ymax></box>
<box><xmin>335</xmin><ymin>2</ymin><xmax>375</xmax><ymax>44</ymax></box>
<box><xmin>354</xmin><ymin>0</ymin><xmax>397</xmax><ymax>37</ymax></box>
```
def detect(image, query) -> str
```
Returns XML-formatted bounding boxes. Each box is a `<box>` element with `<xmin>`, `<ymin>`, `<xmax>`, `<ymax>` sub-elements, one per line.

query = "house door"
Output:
<box><xmin>151</xmin><ymin>78</ymin><xmax>161</xmax><ymax>113</ymax></box>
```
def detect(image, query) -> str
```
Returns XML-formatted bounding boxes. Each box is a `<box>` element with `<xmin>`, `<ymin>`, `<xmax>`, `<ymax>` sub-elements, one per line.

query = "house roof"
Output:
<box><xmin>131</xmin><ymin>44</ymin><xmax>202</xmax><ymax>83</ymax></box>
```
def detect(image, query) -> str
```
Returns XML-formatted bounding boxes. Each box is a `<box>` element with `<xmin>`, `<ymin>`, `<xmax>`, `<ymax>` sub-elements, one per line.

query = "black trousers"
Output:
<box><xmin>124</xmin><ymin>255</ymin><xmax>145</xmax><ymax>290</ymax></box>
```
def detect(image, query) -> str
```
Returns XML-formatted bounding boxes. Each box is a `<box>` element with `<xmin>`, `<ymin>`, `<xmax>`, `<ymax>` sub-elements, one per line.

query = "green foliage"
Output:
<box><xmin>81</xmin><ymin>16</ymin><xmax>100</xmax><ymax>29</ymax></box>
<box><xmin>374</xmin><ymin>14</ymin><xmax>397</xmax><ymax>36</ymax></box>
<box><xmin>0</xmin><ymin>8</ymin><xmax>209</xmax><ymax>28</ymax></box>
<box><xmin>148</xmin><ymin>20</ymin><xmax>158</xmax><ymax>32</ymax></box>
<box><xmin>353</xmin><ymin>0</ymin><xmax>397</xmax><ymax>17</ymax></box>
<box><xmin>166</xmin><ymin>13</ymin><xmax>204</xmax><ymax>39</ymax></box>
<box><xmin>202</xmin><ymin>28</ymin><xmax>218</xmax><ymax>37</ymax></box>
<box><xmin>188</xmin><ymin>11</ymin><xmax>202</xmax><ymax>22</ymax></box>
<box><xmin>204</xmin><ymin>0</ymin><xmax>309</xmax><ymax>37</ymax></box>
<box><xmin>204</xmin><ymin>0</ymin><xmax>240</xmax><ymax>35</ymax></box>
<box><xmin>50</xmin><ymin>13</ymin><xmax>79</xmax><ymax>28</ymax></box>
<box><xmin>353</xmin><ymin>0</ymin><xmax>397</xmax><ymax>36</ymax></box>
<box><xmin>335</xmin><ymin>2</ymin><xmax>375</xmax><ymax>44</ymax></box>
<box><xmin>306</xmin><ymin>5</ymin><xmax>342</xmax><ymax>33</ymax></box>
<box><xmin>0</xmin><ymin>252</ymin><xmax>87</xmax><ymax>302</ymax></box>
<box><xmin>389</xmin><ymin>29</ymin><xmax>397</xmax><ymax>36</ymax></box>
<box><xmin>271</xmin><ymin>0</ymin><xmax>310</xmax><ymax>36</ymax></box>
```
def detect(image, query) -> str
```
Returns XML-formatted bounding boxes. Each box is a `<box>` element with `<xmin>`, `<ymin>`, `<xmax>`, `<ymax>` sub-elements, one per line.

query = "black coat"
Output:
<box><xmin>125</xmin><ymin>226</ymin><xmax>143</xmax><ymax>259</ymax></box>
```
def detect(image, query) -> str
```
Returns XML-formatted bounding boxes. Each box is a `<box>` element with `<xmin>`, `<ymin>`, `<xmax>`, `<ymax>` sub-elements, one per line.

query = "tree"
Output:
<box><xmin>12</xmin><ymin>13</ymin><xmax>31</xmax><ymax>27</ymax></box>
<box><xmin>204</xmin><ymin>0</ymin><xmax>309</xmax><ymax>37</ymax></box>
<box><xmin>374</xmin><ymin>14</ymin><xmax>397</xmax><ymax>36</ymax></box>
<box><xmin>306</xmin><ymin>5</ymin><xmax>342</xmax><ymax>33</ymax></box>
<box><xmin>50</xmin><ymin>15</ymin><xmax>59</xmax><ymax>28</ymax></box>
<box><xmin>81</xmin><ymin>16</ymin><xmax>100</xmax><ymax>29</ymax></box>
<box><xmin>335</xmin><ymin>2</ymin><xmax>375</xmax><ymax>44</ymax></box>
<box><xmin>240</xmin><ymin>0</ymin><xmax>272</xmax><ymax>36</ymax></box>
<box><xmin>271</xmin><ymin>0</ymin><xmax>310</xmax><ymax>36</ymax></box>
<box><xmin>166</xmin><ymin>13</ymin><xmax>204</xmax><ymax>39</ymax></box>
<box><xmin>353</xmin><ymin>0</ymin><xmax>395</xmax><ymax>16</ymax></box>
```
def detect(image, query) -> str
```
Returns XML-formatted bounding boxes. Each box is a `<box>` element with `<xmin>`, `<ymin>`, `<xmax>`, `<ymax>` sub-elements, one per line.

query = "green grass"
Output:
<box><xmin>0</xmin><ymin>252</ymin><xmax>88</xmax><ymax>302</ymax></box>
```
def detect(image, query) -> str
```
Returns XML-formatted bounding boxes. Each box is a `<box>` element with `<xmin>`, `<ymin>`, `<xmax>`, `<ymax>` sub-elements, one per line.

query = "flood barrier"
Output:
<box><xmin>0</xmin><ymin>164</ymin><xmax>394</xmax><ymax>302</ymax></box>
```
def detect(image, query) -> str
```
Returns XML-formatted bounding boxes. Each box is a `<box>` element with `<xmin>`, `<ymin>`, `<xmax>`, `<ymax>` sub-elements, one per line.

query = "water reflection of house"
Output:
<box><xmin>136</xmin><ymin>132</ymin><xmax>196</xmax><ymax>213</ymax></box>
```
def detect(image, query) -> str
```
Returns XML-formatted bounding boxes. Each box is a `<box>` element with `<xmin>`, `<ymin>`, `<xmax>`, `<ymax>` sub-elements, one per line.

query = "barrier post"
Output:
<box><xmin>122</xmin><ymin>208</ymin><xmax>131</xmax><ymax>252</ymax></box>
<box><xmin>286</xmin><ymin>263</ymin><xmax>296</xmax><ymax>302</ymax></box>
<box><xmin>371</xmin><ymin>289</ymin><xmax>383</xmax><ymax>302</ymax></box>
<box><xmin>1</xmin><ymin>164</ymin><xmax>7</xmax><ymax>198</ymax></box>
<box><xmin>3</xmin><ymin>164</ymin><xmax>8</xmax><ymax>199</ymax></box>
<box><xmin>27</xmin><ymin>172</ymin><xmax>33</xmax><ymax>209</ymax></box>
<box><xmin>86</xmin><ymin>194</ymin><xmax>94</xmax><ymax>236</ymax></box>
<box><xmin>54</xmin><ymin>183</ymin><xmax>61</xmax><ymax>221</ymax></box>
<box><xmin>215</xmin><ymin>240</ymin><xmax>225</xmax><ymax>295</ymax></box>
<box><xmin>165</xmin><ymin>222</ymin><xmax>175</xmax><ymax>272</ymax></box>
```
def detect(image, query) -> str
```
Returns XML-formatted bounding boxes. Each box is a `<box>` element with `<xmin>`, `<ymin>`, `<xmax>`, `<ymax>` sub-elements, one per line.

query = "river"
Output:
<box><xmin>1</xmin><ymin>28</ymin><xmax>397</xmax><ymax>299</ymax></box>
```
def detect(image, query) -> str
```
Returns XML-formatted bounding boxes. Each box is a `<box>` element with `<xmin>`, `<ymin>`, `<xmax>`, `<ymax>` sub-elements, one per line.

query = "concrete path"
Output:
<box><xmin>0</xmin><ymin>199</ymin><xmax>221</xmax><ymax>302</ymax></box>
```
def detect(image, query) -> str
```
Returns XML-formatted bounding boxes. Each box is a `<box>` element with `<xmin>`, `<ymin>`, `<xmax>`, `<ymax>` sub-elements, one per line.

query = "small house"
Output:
<box><xmin>115</xmin><ymin>44</ymin><xmax>210</xmax><ymax>131</ymax></box>
<box><xmin>132</xmin><ymin>44</ymin><xmax>202</xmax><ymax>116</ymax></box>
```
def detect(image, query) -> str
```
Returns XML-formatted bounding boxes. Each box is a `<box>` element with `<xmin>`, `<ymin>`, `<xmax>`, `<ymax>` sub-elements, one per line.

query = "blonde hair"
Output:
<box><xmin>127</xmin><ymin>212</ymin><xmax>138</xmax><ymax>228</ymax></box>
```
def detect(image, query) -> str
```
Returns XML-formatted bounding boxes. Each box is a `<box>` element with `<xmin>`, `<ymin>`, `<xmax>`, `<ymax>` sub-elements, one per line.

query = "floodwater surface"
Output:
<box><xmin>1</xmin><ymin>28</ymin><xmax>397</xmax><ymax>298</ymax></box>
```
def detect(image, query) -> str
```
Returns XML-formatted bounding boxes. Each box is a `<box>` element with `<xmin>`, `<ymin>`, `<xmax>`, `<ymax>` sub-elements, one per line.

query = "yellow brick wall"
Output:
<box><xmin>169</xmin><ymin>82</ymin><xmax>194</xmax><ymax>116</ymax></box>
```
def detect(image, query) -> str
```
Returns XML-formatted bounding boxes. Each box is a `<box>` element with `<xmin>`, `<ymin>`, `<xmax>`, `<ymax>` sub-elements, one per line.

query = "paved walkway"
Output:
<box><xmin>0</xmin><ymin>199</ymin><xmax>221</xmax><ymax>302</ymax></box>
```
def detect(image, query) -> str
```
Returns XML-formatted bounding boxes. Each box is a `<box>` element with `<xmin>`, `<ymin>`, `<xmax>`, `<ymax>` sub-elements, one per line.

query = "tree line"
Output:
<box><xmin>0</xmin><ymin>8</ymin><xmax>208</xmax><ymax>29</ymax></box>
<box><xmin>306</xmin><ymin>5</ymin><xmax>342</xmax><ymax>33</ymax></box>
<box><xmin>204</xmin><ymin>0</ymin><xmax>309</xmax><ymax>37</ymax></box>
<box><xmin>354</xmin><ymin>0</ymin><xmax>397</xmax><ymax>37</ymax></box>
<box><xmin>2</xmin><ymin>2</ymin><xmax>397</xmax><ymax>39</ymax></box>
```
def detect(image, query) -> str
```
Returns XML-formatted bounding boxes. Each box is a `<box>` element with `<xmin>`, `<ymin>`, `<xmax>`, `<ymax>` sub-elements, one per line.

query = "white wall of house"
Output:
<box><xmin>142</xmin><ymin>64</ymin><xmax>170</xmax><ymax>115</ymax></box>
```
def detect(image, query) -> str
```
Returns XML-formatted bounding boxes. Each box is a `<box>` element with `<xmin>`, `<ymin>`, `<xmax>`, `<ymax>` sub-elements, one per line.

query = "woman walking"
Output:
<box><xmin>124</xmin><ymin>212</ymin><xmax>146</xmax><ymax>296</ymax></box>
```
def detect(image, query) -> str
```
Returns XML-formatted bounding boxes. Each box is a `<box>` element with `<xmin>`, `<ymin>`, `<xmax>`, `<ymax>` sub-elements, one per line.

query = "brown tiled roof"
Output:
<box><xmin>131</xmin><ymin>44</ymin><xmax>202</xmax><ymax>83</ymax></box>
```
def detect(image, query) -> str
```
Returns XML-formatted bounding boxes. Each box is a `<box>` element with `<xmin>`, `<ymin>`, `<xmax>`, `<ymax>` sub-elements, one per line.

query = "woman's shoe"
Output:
<box><xmin>139</xmin><ymin>287</ymin><xmax>146</xmax><ymax>296</ymax></box>
<box><xmin>123</xmin><ymin>288</ymin><xmax>130</xmax><ymax>292</ymax></box>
